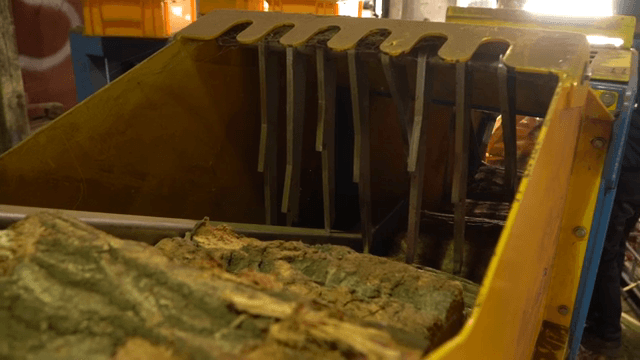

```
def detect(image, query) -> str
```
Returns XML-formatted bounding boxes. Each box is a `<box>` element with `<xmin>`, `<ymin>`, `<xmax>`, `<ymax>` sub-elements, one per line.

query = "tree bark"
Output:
<box><xmin>0</xmin><ymin>212</ymin><xmax>464</xmax><ymax>360</ymax></box>
<box><xmin>157</xmin><ymin>224</ymin><xmax>466</xmax><ymax>352</ymax></box>
<box><xmin>0</xmin><ymin>0</ymin><xmax>30</xmax><ymax>153</ymax></box>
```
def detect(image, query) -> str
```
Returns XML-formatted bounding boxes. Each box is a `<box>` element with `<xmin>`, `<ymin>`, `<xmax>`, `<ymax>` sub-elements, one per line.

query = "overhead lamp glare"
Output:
<box><xmin>523</xmin><ymin>0</ymin><xmax>613</xmax><ymax>17</ymax></box>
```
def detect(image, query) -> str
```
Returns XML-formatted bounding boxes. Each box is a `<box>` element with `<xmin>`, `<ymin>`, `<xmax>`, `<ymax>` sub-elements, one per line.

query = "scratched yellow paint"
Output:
<box><xmin>591</xmin><ymin>49</ymin><xmax>632</xmax><ymax>82</ymax></box>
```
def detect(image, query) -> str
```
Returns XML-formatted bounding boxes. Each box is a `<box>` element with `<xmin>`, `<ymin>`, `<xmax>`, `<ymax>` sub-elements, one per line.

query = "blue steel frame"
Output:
<box><xmin>567</xmin><ymin>49</ymin><xmax>639</xmax><ymax>359</ymax></box>
<box><xmin>69</xmin><ymin>31</ymin><xmax>168</xmax><ymax>102</ymax></box>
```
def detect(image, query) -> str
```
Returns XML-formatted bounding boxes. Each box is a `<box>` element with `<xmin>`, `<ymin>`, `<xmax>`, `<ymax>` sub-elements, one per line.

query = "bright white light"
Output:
<box><xmin>457</xmin><ymin>0</ymin><xmax>496</xmax><ymax>8</ymax></box>
<box><xmin>523</xmin><ymin>0</ymin><xmax>613</xmax><ymax>17</ymax></box>
<box><xmin>337</xmin><ymin>1</ymin><xmax>359</xmax><ymax>17</ymax></box>
<box><xmin>185</xmin><ymin>14</ymin><xmax>191</xmax><ymax>21</ymax></box>
<box><xmin>587</xmin><ymin>35</ymin><xmax>624</xmax><ymax>47</ymax></box>
<box><xmin>171</xmin><ymin>5</ymin><xmax>183</xmax><ymax>16</ymax></box>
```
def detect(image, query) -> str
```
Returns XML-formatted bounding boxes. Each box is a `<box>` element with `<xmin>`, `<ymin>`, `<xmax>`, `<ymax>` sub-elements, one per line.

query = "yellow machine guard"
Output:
<box><xmin>0</xmin><ymin>10</ymin><xmax>626</xmax><ymax>359</ymax></box>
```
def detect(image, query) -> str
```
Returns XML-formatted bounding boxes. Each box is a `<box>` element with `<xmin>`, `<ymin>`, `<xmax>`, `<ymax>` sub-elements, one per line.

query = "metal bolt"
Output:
<box><xmin>600</xmin><ymin>91</ymin><xmax>616</xmax><ymax>107</ymax></box>
<box><xmin>558</xmin><ymin>305</ymin><xmax>570</xmax><ymax>316</ymax></box>
<box><xmin>591</xmin><ymin>137</ymin><xmax>606</xmax><ymax>149</ymax></box>
<box><xmin>573</xmin><ymin>226</ymin><xmax>587</xmax><ymax>238</ymax></box>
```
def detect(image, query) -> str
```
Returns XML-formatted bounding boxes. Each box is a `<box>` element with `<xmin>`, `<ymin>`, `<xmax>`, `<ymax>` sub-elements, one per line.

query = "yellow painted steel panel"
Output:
<box><xmin>446</xmin><ymin>6</ymin><xmax>636</xmax><ymax>49</ymax></box>
<box><xmin>537</xmin><ymin>99</ymin><xmax>611</xmax><ymax>359</ymax></box>
<box><xmin>0</xmin><ymin>40</ymin><xmax>265</xmax><ymax>222</ymax></box>
<box><xmin>591</xmin><ymin>49</ymin><xmax>633</xmax><ymax>82</ymax></box>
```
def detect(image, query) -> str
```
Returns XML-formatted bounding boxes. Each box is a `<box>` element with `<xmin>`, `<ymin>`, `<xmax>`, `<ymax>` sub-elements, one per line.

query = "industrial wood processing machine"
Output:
<box><xmin>0</xmin><ymin>7</ymin><xmax>637</xmax><ymax>359</ymax></box>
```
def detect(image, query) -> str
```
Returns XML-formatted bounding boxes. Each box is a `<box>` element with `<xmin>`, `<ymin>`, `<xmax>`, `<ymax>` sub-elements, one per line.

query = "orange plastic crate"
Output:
<box><xmin>268</xmin><ymin>0</ymin><xmax>339</xmax><ymax>15</ymax></box>
<box><xmin>83</xmin><ymin>0</ymin><xmax>196</xmax><ymax>37</ymax></box>
<box><xmin>199</xmin><ymin>0</ymin><xmax>264</xmax><ymax>15</ymax></box>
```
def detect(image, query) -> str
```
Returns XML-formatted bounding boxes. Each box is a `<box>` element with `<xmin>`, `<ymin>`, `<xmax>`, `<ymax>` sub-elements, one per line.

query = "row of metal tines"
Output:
<box><xmin>246</xmin><ymin>32</ymin><xmax>520</xmax><ymax>273</ymax></box>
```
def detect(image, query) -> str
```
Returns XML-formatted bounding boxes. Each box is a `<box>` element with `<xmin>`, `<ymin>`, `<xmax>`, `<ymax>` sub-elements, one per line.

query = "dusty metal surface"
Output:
<box><xmin>0</xmin><ymin>204</ymin><xmax>362</xmax><ymax>247</ymax></box>
<box><xmin>533</xmin><ymin>321</ymin><xmax>570</xmax><ymax>359</ymax></box>
<box><xmin>591</xmin><ymin>48</ymin><xmax>633</xmax><ymax>83</ymax></box>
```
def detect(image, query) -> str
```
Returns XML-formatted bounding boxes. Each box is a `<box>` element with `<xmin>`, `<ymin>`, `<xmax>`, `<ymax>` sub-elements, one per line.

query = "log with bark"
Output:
<box><xmin>0</xmin><ymin>212</ymin><xmax>465</xmax><ymax>360</ymax></box>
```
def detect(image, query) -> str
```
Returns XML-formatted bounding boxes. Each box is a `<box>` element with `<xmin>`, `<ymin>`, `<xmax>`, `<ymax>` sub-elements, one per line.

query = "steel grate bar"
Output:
<box><xmin>316</xmin><ymin>47</ymin><xmax>337</xmax><ymax>232</ymax></box>
<box><xmin>452</xmin><ymin>61</ymin><xmax>472</xmax><ymax>275</ymax></box>
<box><xmin>282</xmin><ymin>47</ymin><xmax>307</xmax><ymax>226</ymax></box>
<box><xmin>406</xmin><ymin>51</ymin><xmax>434</xmax><ymax>264</ymax></box>
<box><xmin>348</xmin><ymin>49</ymin><xmax>373</xmax><ymax>253</ymax></box>
<box><xmin>498</xmin><ymin>56</ymin><xmax>518</xmax><ymax>196</ymax></box>
<box><xmin>381</xmin><ymin>53</ymin><xmax>412</xmax><ymax>156</ymax></box>
<box><xmin>257</xmin><ymin>43</ymin><xmax>281</xmax><ymax>225</ymax></box>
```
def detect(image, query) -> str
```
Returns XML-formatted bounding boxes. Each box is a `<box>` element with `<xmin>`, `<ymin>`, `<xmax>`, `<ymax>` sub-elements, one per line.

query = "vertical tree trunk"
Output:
<box><xmin>0</xmin><ymin>0</ymin><xmax>30</xmax><ymax>153</ymax></box>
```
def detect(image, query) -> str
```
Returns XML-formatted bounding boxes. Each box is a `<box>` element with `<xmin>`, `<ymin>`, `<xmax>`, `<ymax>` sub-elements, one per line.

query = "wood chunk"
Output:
<box><xmin>0</xmin><ymin>212</ymin><xmax>463</xmax><ymax>360</ymax></box>
<box><xmin>158</xmin><ymin>224</ymin><xmax>465</xmax><ymax>352</ymax></box>
<box><xmin>113</xmin><ymin>338</ymin><xmax>185</xmax><ymax>360</ymax></box>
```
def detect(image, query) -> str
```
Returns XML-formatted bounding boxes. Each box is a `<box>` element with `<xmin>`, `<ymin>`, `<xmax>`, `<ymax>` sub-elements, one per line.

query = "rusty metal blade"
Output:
<box><xmin>406</xmin><ymin>51</ymin><xmax>434</xmax><ymax>264</ymax></box>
